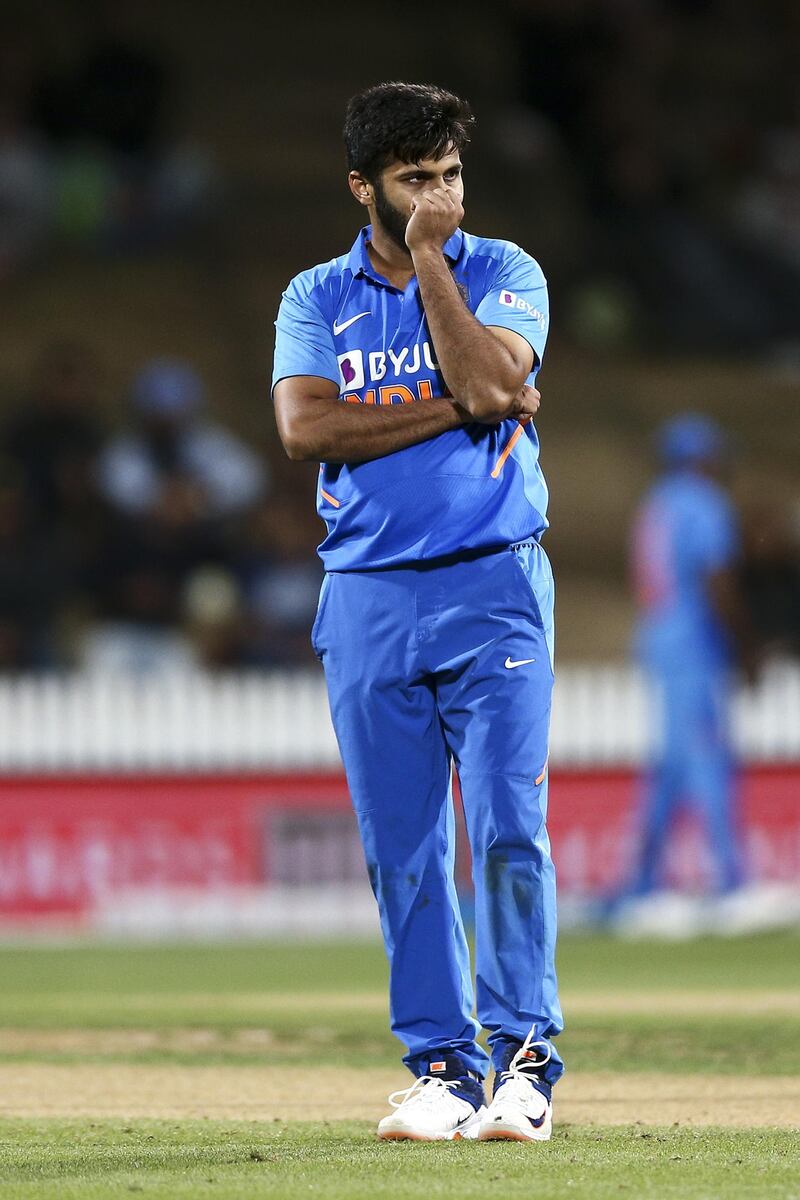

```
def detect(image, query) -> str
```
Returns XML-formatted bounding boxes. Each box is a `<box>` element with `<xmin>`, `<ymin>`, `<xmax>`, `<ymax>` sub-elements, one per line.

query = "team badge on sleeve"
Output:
<box><xmin>498</xmin><ymin>291</ymin><xmax>547</xmax><ymax>331</ymax></box>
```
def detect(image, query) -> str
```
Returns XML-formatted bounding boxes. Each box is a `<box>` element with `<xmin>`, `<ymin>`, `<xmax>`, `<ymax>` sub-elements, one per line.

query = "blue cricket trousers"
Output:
<box><xmin>312</xmin><ymin>541</ymin><xmax>564</xmax><ymax>1084</ymax></box>
<box><xmin>634</xmin><ymin>663</ymin><xmax>742</xmax><ymax>894</ymax></box>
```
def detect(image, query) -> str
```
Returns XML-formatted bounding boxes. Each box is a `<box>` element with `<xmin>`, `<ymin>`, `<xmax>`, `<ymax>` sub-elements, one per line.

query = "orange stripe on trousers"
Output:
<box><xmin>491</xmin><ymin>423</ymin><xmax>525</xmax><ymax>479</ymax></box>
<box><xmin>320</xmin><ymin>489</ymin><xmax>341</xmax><ymax>508</ymax></box>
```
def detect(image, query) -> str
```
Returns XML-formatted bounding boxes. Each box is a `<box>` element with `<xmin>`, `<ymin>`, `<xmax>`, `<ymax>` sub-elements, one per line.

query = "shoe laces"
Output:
<box><xmin>388</xmin><ymin>1076</ymin><xmax>460</xmax><ymax>1111</ymax></box>
<box><xmin>497</xmin><ymin>1033</ymin><xmax>552</xmax><ymax>1100</ymax></box>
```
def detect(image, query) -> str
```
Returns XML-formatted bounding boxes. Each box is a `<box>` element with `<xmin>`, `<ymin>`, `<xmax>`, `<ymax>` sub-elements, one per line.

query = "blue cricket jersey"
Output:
<box><xmin>272</xmin><ymin>225</ymin><xmax>550</xmax><ymax>570</ymax></box>
<box><xmin>632</xmin><ymin>470</ymin><xmax>739</xmax><ymax>669</ymax></box>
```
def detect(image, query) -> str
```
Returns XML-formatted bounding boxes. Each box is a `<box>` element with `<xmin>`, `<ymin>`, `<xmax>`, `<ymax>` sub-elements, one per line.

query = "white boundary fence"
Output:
<box><xmin>0</xmin><ymin>661</ymin><xmax>798</xmax><ymax>771</ymax></box>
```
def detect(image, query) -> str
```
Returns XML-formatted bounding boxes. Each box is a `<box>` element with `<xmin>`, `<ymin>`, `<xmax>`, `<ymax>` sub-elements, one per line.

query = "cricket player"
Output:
<box><xmin>630</xmin><ymin>415</ymin><xmax>753</xmax><ymax>897</ymax></box>
<box><xmin>272</xmin><ymin>82</ymin><xmax>562</xmax><ymax>1142</ymax></box>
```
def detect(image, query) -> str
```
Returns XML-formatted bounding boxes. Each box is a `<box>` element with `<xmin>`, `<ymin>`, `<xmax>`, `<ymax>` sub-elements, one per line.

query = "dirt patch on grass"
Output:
<box><xmin>1</xmin><ymin>988</ymin><xmax>797</xmax><ymax>1019</ymax></box>
<box><xmin>0</xmin><ymin>1028</ymin><xmax>279</xmax><ymax>1056</ymax></box>
<box><xmin>0</xmin><ymin>1065</ymin><xmax>796</xmax><ymax>1128</ymax></box>
<box><xmin>565</xmin><ymin>990</ymin><xmax>800</xmax><ymax>1017</ymax></box>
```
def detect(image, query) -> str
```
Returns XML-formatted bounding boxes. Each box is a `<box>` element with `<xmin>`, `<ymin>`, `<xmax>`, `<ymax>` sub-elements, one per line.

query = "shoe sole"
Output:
<box><xmin>479</xmin><ymin>1127</ymin><xmax>551</xmax><ymax>1142</ymax></box>
<box><xmin>378</xmin><ymin>1130</ymin><xmax>460</xmax><ymax>1141</ymax></box>
<box><xmin>479</xmin><ymin>1119</ymin><xmax>551</xmax><ymax>1142</ymax></box>
<box><xmin>377</xmin><ymin>1129</ymin><xmax>481</xmax><ymax>1142</ymax></box>
<box><xmin>479</xmin><ymin>1106</ymin><xmax>553</xmax><ymax>1142</ymax></box>
<box><xmin>377</xmin><ymin>1110</ymin><xmax>485</xmax><ymax>1142</ymax></box>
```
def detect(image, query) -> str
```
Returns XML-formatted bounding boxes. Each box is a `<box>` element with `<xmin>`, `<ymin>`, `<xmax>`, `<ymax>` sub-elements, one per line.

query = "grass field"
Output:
<box><xmin>0</xmin><ymin>933</ymin><xmax>797</xmax><ymax>1198</ymax></box>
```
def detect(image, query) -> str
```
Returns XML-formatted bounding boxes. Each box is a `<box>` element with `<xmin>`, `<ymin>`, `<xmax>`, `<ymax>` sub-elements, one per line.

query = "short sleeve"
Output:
<box><xmin>474</xmin><ymin>246</ymin><xmax>549</xmax><ymax>368</ymax></box>
<box><xmin>272</xmin><ymin>274</ymin><xmax>339</xmax><ymax>394</ymax></box>
<box><xmin>688</xmin><ymin>491</ymin><xmax>739</xmax><ymax>573</ymax></box>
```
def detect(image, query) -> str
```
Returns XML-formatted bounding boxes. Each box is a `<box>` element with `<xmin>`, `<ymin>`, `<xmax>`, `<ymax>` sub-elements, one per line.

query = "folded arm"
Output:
<box><xmin>273</xmin><ymin>376</ymin><xmax>540</xmax><ymax>464</ymax></box>
<box><xmin>274</xmin><ymin>376</ymin><xmax>465</xmax><ymax>463</ymax></box>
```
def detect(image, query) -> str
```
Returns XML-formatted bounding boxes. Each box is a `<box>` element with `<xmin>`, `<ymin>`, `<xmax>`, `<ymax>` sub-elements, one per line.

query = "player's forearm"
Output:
<box><xmin>280</xmin><ymin>394</ymin><xmax>464</xmax><ymax>464</ymax></box>
<box><xmin>412</xmin><ymin>247</ymin><xmax>523</xmax><ymax>422</ymax></box>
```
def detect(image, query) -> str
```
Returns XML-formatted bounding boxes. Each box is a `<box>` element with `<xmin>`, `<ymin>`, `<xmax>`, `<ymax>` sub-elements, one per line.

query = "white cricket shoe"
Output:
<box><xmin>377</xmin><ymin>1076</ymin><xmax>486</xmax><ymax>1141</ymax></box>
<box><xmin>479</xmin><ymin>1035</ymin><xmax>553</xmax><ymax>1142</ymax></box>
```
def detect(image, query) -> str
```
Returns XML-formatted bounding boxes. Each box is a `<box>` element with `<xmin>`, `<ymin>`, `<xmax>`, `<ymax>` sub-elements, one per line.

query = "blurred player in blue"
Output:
<box><xmin>630</xmin><ymin>414</ymin><xmax>756</xmax><ymax>902</ymax></box>
<box><xmin>272</xmin><ymin>83</ymin><xmax>562</xmax><ymax>1142</ymax></box>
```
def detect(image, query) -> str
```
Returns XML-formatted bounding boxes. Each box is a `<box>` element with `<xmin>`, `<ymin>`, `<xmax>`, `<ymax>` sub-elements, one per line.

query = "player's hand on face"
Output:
<box><xmin>405</xmin><ymin>187</ymin><xmax>464</xmax><ymax>254</ymax></box>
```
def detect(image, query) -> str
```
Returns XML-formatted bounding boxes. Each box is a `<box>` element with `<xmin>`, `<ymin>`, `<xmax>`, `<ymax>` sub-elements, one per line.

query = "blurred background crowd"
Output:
<box><xmin>0</xmin><ymin>343</ymin><xmax>323</xmax><ymax>671</ymax></box>
<box><xmin>1</xmin><ymin>0</ymin><xmax>799</xmax><ymax>673</ymax></box>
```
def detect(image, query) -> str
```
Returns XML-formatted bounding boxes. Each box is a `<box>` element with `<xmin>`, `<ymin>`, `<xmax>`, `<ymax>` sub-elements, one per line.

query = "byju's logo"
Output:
<box><xmin>337</xmin><ymin>349</ymin><xmax>365</xmax><ymax>393</ymax></box>
<box><xmin>498</xmin><ymin>291</ymin><xmax>546</xmax><ymax>331</ymax></box>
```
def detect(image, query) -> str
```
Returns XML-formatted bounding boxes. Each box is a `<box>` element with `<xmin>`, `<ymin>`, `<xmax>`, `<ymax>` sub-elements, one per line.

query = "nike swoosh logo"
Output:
<box><xmin>333</xmin><ymin>311</ymin><xmax>370</xmax><ymax>335</ymax></box>
<box><xmin>505</xmin><ymin>656</ymin><xmax>536</xmax><ymax>669</ymax></box>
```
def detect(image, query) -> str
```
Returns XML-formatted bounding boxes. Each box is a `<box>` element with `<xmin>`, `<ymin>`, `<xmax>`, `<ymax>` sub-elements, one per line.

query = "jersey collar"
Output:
<box><xmin>348</xmin><ymin>225</ymin><xmax>465</xmax><ymax>287</ymax></box>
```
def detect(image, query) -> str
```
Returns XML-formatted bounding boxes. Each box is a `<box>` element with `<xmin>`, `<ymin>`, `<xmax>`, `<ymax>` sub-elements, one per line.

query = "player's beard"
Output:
<box><xmin>372</xmin><ymin>179</ymin><xmax>411</xmax><ymax>253</ymax></box>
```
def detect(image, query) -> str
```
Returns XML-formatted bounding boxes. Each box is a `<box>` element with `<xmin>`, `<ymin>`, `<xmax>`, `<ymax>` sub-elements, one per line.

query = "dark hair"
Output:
<box><xmin>344</xmin><ymin>82</ymin><xmax>475</xmax><ymax>180</ymax></box>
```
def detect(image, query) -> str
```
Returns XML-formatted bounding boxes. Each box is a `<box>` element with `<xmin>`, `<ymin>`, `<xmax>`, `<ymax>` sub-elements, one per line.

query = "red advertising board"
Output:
<box><xmin>0</xmin><ymin>767</ymin><xmax>797</xmax><ymax>921</ymax></box>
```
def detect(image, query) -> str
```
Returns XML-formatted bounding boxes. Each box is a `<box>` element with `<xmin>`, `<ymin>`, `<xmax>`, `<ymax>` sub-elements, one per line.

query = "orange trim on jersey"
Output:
<box><xmin>491</xmin><ymin>423</ymin><xmax>525</xmax><ymax>479</ymax></box>
<box><xmin>534</xmin><ymin>757</ymin><xmax>549</xmax><ymax>787</ymax></box>
<box><xmin>320</xmin><ymin>489</ymin><xmax>341</xmax><ymax>508</ymax></box>
<box><xmin>379</xmin><ymin>384</ymin><xmax>415</xmax><ymax>405</ymax></box>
